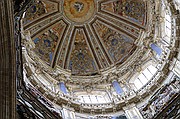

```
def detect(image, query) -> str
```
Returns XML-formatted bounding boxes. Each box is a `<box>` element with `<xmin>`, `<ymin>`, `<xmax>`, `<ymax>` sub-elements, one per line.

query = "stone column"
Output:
<box><xmin>0</xmin><ymin>0</ymin><xmax>16</xmax><ymax>119</ymax></box>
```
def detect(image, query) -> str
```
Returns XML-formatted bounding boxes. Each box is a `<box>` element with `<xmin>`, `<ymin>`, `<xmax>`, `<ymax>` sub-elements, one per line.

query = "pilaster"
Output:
<box><xmin>0</xmin><ymin>0</ymin><xmax>16</xmax><ymax>118</ymax></box>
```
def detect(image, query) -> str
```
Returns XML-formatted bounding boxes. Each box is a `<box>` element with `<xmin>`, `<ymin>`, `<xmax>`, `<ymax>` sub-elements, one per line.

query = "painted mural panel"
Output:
<box><xmin>69</xmin><ymin>29</ymin><xmax>98</xmax><ymax>76</ymax></box>
<box><xmin>33</xmin><ymin>21</ymin><xmax>66</xmax><ymax>65</ymax></box>
<box><xmin>101</xmin><ymin>0</ymin><xmax>146</xmax><ymax>25</ymax></box>
<box><xmin>93</xmin><ymin>20</ymin><xmax>136</xmax><ymax>64</ymax></box>
<box><xmin>23</xmin><ymin>0</ymin><xmax>58</xmax><ymax>25</ymax></box>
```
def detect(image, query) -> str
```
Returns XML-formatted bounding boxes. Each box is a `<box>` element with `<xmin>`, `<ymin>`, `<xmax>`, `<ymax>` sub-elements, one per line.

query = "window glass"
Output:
<box><xmin>150</xmin><ymin>44</ymin><xmax>162</xmax><ymax>56</ymax></box>
<box><xmin>134</xmin><ymin>79</ymin><xmax>143</xmax><ymax>90</ymax></box>
<box><xmin>143</xmin><ymin>68</ymin><xmax>153</xmax><ymax>80</ymax></box>
<box><xmin>98</xmin><ymin>96</ymin><xmax>106</xmax><ymax>103</ymax></box>
<box><xmin>165</xmin><ymin>13</ymin><xmax>171</xmax><ymax>22</ymax></box>
<box><xmin>77</xmin><ymin>92</ymin><xmax>111</xmax><ymax>104</ymax></box>
<box><xmin>133</xmin><ymin>65</ymin><xmax>158</xmax><ymax>91</ymax></box>
<box><xmin>79</xmin><ymin>96</ymin><xmax>84</xmax><ymax>103</ymax></box>
<box><xmin>138</xmin><ymin>74</ymin><xmax>148</xmax><ymax>84</ymax></box>
<box><xmin>163</xmin><ymin>12</ymin><xmax>172</xmax><ymax>43</ymax></box>
<box><xmin>91</xmin><ymin>95</ymin><xmax>97</xmax><ymax>103</ymax></box>
<box><xmin>148</xmin><ymin>65</ymin><xmax>158</xmax><ymax>74</ymax></box>
<box><xmin>83</xmin><ymin>95</ymin><xmax>91</xmax><ymax>103</ymax></box>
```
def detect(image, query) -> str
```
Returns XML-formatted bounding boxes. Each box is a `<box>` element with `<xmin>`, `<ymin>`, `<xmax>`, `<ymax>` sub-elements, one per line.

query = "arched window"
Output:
<box><xmin>112</xmin><ymin>80</ymin><xmax>123</xmax><ymax>95</ymax></box>
<box><xmin>133</xmin><ymin>65</ymin><xmax>158</xmax><ymax>91</ymax></box>
<box><xmin>77</xmin><ymin>91</ymin><xmax>111</xmax><ymax>104</ymax></box>
<box><xmin>161</xmin><ymin>5</ymin><xmax>172</xmax><ymax>46</ymax></box>
<box><xmin>59</xmin><ymin>82</ymin><xmax>68</xmax><ymax>94</ymax></box>
<box><xmin>150</xmin><ymin>43</ymin><xmax>162</xmax><ymax>56</ymax></box>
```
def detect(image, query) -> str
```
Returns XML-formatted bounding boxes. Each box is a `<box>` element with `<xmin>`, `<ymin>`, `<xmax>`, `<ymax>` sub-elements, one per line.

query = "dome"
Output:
<box><xmin>18</xmin><ymin>0</ymin><xmax>180</xmax><ymax>118</ymax></box>
<box><xmin>22</xmin><ymin>0</ymin><xmax>147</xmax><ymax>77</ymax></box>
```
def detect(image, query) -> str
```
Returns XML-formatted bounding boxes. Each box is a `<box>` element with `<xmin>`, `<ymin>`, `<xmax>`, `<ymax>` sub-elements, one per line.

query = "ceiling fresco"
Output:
<box><xmin>93</xmin><ymin>20</ymin><xmax>136</xmax><ymax>63</ymax></box>
<box><xmin>22</xmin><ymin>0</ymin><xmax>59</xmax><ymax>26</ymax></box>
<box><xmin>64</xmin><ymin>0</ymin><xmax>95</xmax><ymax>23</ymax></box>
<box><xmin>33</xmin><ymin>20</ymin><xmax>67</xmax><ymax>65</ymax></box>
<box><xmin>23</xmin><ymin>0</ymin><xmax>147</xmax><ymax>76</ymax></box>
<box><xmin>101</xmin><ymin>0</ymin><xmax>146</xmax><ymax>25</ymax></box>
<box><xmin>68</xmin><ymin>28</ymin><xmax>98</xmax><ymax>76</ymax></box>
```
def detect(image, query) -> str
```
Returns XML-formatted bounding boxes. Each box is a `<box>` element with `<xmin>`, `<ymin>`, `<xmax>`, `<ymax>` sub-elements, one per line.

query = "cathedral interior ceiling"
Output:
<box><xmin>19</xmin><ymin>0</ymin><xmax>180</xmax><ymax>113</ymax></box>
<box><xmin>23</xmin><ymin>0</ymin><xmax>148</xmax><ymax>78</ymax></box>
